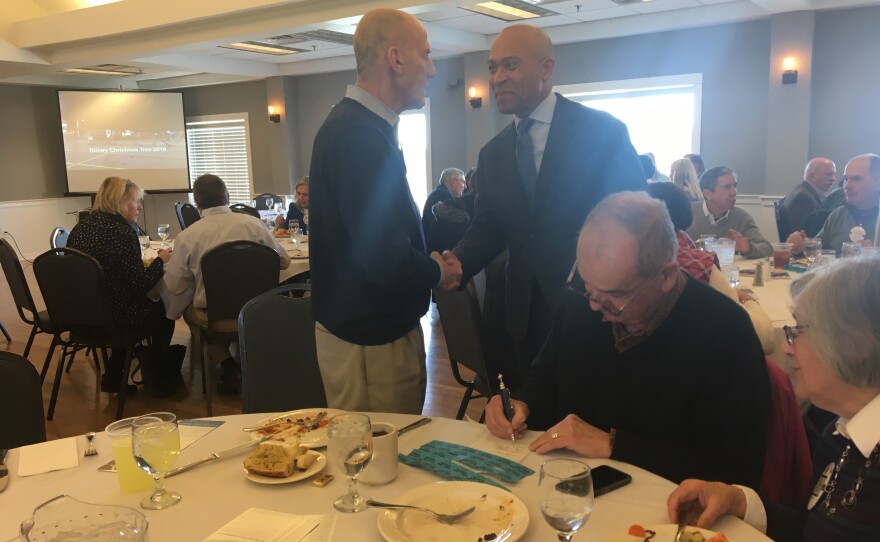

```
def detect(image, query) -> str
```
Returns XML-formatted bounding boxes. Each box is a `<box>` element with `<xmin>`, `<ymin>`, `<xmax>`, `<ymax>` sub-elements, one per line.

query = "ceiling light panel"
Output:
<box><xmin>461</xmin><ymin>0</ymin><xmax>555</xmax><ymax>21</ymax></box>
<box><xmin>219</xmin><ymin>41</ymin><xmax>308</xmax><ymax>55</ymax></box>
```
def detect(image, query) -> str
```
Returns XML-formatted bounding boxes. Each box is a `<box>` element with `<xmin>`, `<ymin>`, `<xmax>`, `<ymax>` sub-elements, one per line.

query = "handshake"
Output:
<box><xmin>430</xmin><ymin>250</ymin><xmax>463</xmax><ymax>291</ymax></box>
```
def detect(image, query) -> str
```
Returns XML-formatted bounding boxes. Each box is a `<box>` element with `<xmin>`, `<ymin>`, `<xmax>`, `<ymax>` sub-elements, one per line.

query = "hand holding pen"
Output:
<box><xmin>498</xmin><ymin>374</ymin><xmax>516</xmax><ymax>442</ymax></box>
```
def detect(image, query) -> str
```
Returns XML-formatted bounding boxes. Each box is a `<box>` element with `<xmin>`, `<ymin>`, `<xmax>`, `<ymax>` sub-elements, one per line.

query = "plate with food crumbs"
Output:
<box><xmin>249</xmin><ymin>409</ymin><xmax>344</xmax><ymax>448</ymax></box>
<box><xmin>377</xmin><ymin>481</ymin><xmax>528</xmax><ymax>542</ymax></box>
<box><xmin>609</xmin><ymin>524</ymin><xmax>732</xmax><ymax>542</ymax></box>
<box><xmin>244</xmin><ymin>449</ymin><xmax>326</xmax><ymax>485</ymax></box>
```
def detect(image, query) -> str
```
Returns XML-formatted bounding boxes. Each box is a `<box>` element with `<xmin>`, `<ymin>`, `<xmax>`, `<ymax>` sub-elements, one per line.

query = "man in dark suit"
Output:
<box><xmin>779</xmin><ymin>157</ymin><xmax>836</xmax><ymax>237</ymax></box>
<box><xmin>445</xmin><ymin>25</ymin><xmax>646</xmax><ymax>389</ymax></box>
<box><xmin>309</xmin><ymin>8</ymin><xmax>461</xmax><ymax>414</ymax></box>
<box><xmin>422</xmin><ymin>167</ymin><xmax>465</xmax><ymax>251</ymax></box>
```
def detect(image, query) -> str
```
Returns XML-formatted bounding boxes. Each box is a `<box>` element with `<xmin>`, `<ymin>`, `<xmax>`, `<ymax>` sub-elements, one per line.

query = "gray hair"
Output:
<box><xmin>439</xmin><ymin>168</ymin><xmax>465</xmax><ymax>187</ymax></box>
<box><xmin>794</xmin><ymin>256</ymin><xmax>880</xmax><ymax>388</ymax></box>
<box><xmin>582</xmin><ymin>191</ymin><xmax>677</xmax><ymax>277</ymax></box>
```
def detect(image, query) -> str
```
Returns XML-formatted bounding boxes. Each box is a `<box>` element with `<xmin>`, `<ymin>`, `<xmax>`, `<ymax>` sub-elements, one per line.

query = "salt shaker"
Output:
<box><xmin>753</xmin><ymin>260</ymin><xmax>765</xmax><ymax>287</ymax></box>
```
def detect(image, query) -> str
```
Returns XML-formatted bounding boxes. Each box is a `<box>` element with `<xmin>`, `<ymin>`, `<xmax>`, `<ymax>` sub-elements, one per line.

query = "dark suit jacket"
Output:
<box><xmin>421</xmin><ymin>183</ymin><xmax>453</xmax><ymax>236</ymax></box>
<box><xmin>781</xmin><ymin>181</ymin><xmax>823</xmax><ymax>234</ymax></box>
<box><xmin>453</xmin><ymin>95</ymin><xmax>647</xmax><ymax>339</ymax></box>
<box><xmin>283</xmin><ymin>203</ymin><xmax>308</xmax><ymax>234</ymax></box>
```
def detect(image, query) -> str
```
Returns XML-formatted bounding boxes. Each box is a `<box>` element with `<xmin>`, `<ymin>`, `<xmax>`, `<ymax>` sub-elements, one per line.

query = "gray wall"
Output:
<box><xmin>810</xmin><ymin>5</ymin><xmax>880</xmax><ymax>170</ymax></box>
<box><xmin>552</xmin><ymin>20</ymin><xmax>771</xmax><ymax>194</ymax></box>
<box><xmin>0</xmin><ymin>85</ymin><xmax>66</xmax><ymax>200</ymax></box>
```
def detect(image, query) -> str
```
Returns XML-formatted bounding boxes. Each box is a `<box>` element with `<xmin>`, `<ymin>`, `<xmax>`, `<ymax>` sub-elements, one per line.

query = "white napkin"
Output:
<box><xmin>17</xmin><ymin>437</ymin><xmax>79</xmax><ymax>476</ymax></box>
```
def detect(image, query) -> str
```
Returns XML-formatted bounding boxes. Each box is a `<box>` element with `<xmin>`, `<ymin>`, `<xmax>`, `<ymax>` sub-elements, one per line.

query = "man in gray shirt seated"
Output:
<box><xmin>686</xmin><ymin>166</ymin><xmax>772</xmax><ymax>259</ymax></box>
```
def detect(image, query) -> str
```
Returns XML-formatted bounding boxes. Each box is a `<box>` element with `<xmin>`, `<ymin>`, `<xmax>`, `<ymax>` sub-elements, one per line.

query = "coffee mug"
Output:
<box><xmin>359</xmin><ymin>422</ymin><xmax>398</xmax><ymax>485</ymax></box>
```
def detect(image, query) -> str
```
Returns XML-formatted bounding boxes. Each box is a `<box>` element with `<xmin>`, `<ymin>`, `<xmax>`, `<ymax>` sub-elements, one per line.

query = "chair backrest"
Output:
<box><xmin>0</xmin><ymin>351</ymin><xmax>46</xmax><ymax>448</ymax></box>
<box><xmin>433</xmin><ymin>280</ymin><xmax>495</xmax><ymax>398</ymax></box>
<box><xmin>252</xmin><ymin>193</ymin><xmax>283</xmax><ymax>211</ymax></box>
<box><xmin>0</xmin><ymin>239</ymin><xmax>40</xmax><ymax>323</ymax></box>
<box><xmin>175</xmin><ymin>202</ymin><xmax>202</xmax><ymax>230</ymax></box>
<box><xmin>238</xmin><ymin>283</ymin><xmax>327</xmax><ymax>413</ymax></box>
<box><xmin>201</xmin><ymin>241</ymin><xmax>281</xmax><ymax>331</ymax></box>
<box><xmin>773</xmin><ymin>200</ymin><xmax>792</xmax><ymax>242</ymax></box>
<box><xmin>229</xmin><ymin>203</ymin><xmax>260</xmax><ymax>219</ymax></box>
<box><xmin>50</xmin><ymin>227</ymin><xmax>70</xmax><ymax>249</ymax></box>
<box><xmin>33</xmin><ymin>248</ymin><xmax>115</xmax><ymax>334</ymax></box>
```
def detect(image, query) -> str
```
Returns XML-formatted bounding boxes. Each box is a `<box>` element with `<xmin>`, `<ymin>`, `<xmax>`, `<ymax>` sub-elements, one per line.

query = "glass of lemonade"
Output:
<box><xmin>131</xmin><ymin>412</ymin><xmax>181</xmax><ymax>510</ymax></box>
<box><xmin>105</xmin><ymin>418</ymin><xmax>154</xmax><ymax>493</ymax></box>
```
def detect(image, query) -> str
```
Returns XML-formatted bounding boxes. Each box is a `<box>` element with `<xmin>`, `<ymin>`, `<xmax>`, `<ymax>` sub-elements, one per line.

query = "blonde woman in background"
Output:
<box><xmin>671</xmin><ymin>158</ymin><xmax>703</xmax><ymax>202</ymax></box>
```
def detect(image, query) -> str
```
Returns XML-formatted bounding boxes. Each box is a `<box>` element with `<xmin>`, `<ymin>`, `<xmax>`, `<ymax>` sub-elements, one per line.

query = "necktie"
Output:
<box><xmin>515</xmin><ymin>118</ymin><xmax>537</xmax><ymax>204</ymax></box>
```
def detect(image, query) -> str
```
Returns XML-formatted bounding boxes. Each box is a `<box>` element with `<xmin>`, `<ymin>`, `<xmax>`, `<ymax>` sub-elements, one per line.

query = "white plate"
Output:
<box><xmin>244</xmin><ymin>451</ymin><xmax>326</xmax><ymax>485</ymax></box>
<box><xmin>249</xmin><ymin>408</ymin><xmax>344</xmax><ymax>448</ymax></box>
<box><xmin>377</xmin><ymin>481</ymin><xmax>529</xmax><ymax>542</ymax></box>
<box><xmin>288</xmin><ymin>250</ymin><xmax>309</xmax><ymax>259</ymax></box>
<box><xmin>606</xmin><ymin>524</ymin><xmax>732</xmax><ymax>542</ymax></box>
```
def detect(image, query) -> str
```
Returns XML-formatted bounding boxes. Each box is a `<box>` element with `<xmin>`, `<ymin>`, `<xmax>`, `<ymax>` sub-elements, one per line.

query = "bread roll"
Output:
<box><xmin>244</xmin><ymin>442</ymin><xmax>306</xmax><ymax>478</ymax></box>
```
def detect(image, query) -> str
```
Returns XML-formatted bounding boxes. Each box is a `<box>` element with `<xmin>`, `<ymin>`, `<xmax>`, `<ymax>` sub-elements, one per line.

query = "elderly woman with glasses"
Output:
<box><xmin>67</xmin><ymin>177</ymin><xmax>181</xmax><ymax>397</ymax></box>
<box><xmin>667</xmin><ymin>256</ymin><xmax>880</xmax><ymax>541</ymax></box>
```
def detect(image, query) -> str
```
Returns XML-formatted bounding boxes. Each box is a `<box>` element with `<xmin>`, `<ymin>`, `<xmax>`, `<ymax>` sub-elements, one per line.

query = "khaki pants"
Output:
<box><xmin>183</xmin><ymin>306</ymin><xmax>237</xmax><ymax>366</ymax></box>
<box><xmin>315</xmin><ymin>322</ymin><xmax>426</xmax><ymax>414</ymax></box>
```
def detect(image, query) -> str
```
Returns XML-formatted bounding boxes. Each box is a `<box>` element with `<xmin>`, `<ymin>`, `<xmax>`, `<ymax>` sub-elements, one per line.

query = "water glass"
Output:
<box><xmin>842</xmin><ymin>242</ymin><xmax>862</xmax><ymax>258</ymax></box>
<box><xmin>698</xmin><ymin>235</ymin><xmax>716</xmax><ymax>251</ymax></box>
<box><xmin>803</xmin><ymin>237</ymin><xmax>822</xmax><ymax>266</ymax></box>
<box><xmin>328</xmin><ymin>413</ymin><xmax>373</xmax><ymax>513</ymax></box>
<box><xmin>539</xmin><ymin>459</ymin><xmax>594</xmax><ymax>541</ymax></box>
<box><xmin>722</xmin><ymin>264</ymin><xmax>739</xmax><ymax>288</ymax></box>
<box><xmin>137</xmin><ymin>235</ymin><xmax>150</xmax><ymax>256</ymax></box>
<box><xmin>817</xmin><ymin>249</ymin><xmax>836</xmax><ymax>266</ymax></box>
<box><xmin>264</xmin><ymin>197</ymin><xmax>274</xmax><ymax>211</ymax></box>
<box><xmin>711</xmin><ymin>238</ymin><xmax>736</xmax><ymax>268</ymax></box>
<box><xmin>156</xmin><ymin>224</ymin><xmax>170</xmax><ymax>248</ymax></box>
<box><xmin>132</xmin><ymin>412</ymin><xmax>181</xmax><ymax>510</ymax></box>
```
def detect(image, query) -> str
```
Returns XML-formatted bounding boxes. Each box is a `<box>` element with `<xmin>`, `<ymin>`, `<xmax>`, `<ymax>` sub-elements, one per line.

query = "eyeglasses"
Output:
<box><xmin>783</xmin><ymin>325</ymin><xmax>808</xmax><ymax>345</ymax></box>
<box><xmin>564</xmin><ymin>262</ymin><xmax>656</xmax><ymax>317</ymax></box>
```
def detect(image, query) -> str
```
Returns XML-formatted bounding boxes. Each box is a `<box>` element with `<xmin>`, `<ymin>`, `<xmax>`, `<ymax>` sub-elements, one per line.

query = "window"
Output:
<box><xmin>399</xmin><ymin>99</ymin><xmax>432</xmax><ymax>211</ymax></box>
<box><xmin>185</xmin><ymin>113</ymin><xmax>254</xmax><ymax>204</ymax></box>
<box><xmin>557</xmin><ymin>74</ymin><xmax>702</xmax><ymax>177</ymax></box>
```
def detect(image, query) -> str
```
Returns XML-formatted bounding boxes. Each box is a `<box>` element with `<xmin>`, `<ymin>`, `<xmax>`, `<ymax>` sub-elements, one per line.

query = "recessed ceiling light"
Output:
<box><xmin>62</xmin><ymin>67</ymin><xmax>137</xmax><ymax>76</ymax></box>
<box><xmin>461</xmin><ymin>0</ymin><xmax>553</xmax><ymax>21</ymax></box>
<box><xmin>220</xmin><ymin>41</ymin><xmax>307</xmax><ymax>55</ymax></box>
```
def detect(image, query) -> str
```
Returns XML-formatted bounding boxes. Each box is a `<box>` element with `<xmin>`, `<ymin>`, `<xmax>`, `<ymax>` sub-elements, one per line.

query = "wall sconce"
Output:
<box><xmin>268</xmin><ymin>105</ymin><xmax>281</xmax><ymax>123</ymax></box>
<box><xmin>469</xmin><ymin>87</ymin><xmax>482</xmax><ymax>109</ymax></box>
<box><xmin>782</xmin><ymin>57</ymin><xmax>798</xmax><ymax>85</ymax></box>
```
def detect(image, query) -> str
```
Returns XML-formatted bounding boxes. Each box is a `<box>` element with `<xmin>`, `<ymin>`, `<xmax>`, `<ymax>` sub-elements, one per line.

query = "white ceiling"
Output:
<box><xmin>0</xmin><ymin>0</ymin><xmax>876</xmax><ymax>89</ymax></box>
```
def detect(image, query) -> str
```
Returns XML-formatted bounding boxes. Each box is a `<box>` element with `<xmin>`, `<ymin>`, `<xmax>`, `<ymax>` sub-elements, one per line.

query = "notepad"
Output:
<box><xmin>203</xmin><ymin>508</ymin><xmax>320</xmax><ymax>542</ymax></box>
<box><xmin>18</xmin><ymin>437</ymin><xmax>79</xmax><ymax>476</ymax></box>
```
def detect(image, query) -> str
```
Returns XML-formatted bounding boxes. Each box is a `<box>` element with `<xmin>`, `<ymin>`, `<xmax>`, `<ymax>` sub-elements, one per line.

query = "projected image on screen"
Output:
<box><xmin>59</xmin><ymin>91</ymin><xmax>190</xmax><ymax>193</ymax></box>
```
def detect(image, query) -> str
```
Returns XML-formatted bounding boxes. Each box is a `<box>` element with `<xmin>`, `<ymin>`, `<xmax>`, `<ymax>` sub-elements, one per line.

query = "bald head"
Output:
<box><xmin>803</xmin><ymin>157</ymin><xmax>837</xmax><ymax>193</ymax></box>
<box><xmin>488</xmin><ymin>25</ymin><xmax>555</xmax><ymax>118</ymax></box>
<box><xmin>354</xmin><ymin>9</ymin><xmax>424</xmax><ymax>76</ymax></box>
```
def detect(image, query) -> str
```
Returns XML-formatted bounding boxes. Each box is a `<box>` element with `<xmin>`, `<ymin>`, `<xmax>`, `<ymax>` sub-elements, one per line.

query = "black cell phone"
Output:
<box><xmin>592</xmin><ymin>465</ymin><xmax>632</xmax><ymax>497</ymax></box>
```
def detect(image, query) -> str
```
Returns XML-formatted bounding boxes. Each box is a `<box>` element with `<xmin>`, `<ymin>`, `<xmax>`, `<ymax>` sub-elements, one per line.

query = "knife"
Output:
<box><xmin>165</xmin><ymin>435</ymin><xmax>273</xmax><ymax>478</ymax></box>
<box><xmin>0</xmin><ymin>449</ymin><xmax>8</xmax><ymax>492</ymax></box>
<box><xmin>397</xmin><ymin>418</ymin><xmax>431</xmax><ymax>436</ymax></box>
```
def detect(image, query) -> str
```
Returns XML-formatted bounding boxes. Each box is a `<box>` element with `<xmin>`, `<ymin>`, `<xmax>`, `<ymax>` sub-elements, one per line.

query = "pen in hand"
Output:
<box><xmin>498</xmin><ymin>374</ymin><xmax>515</xmax><ymax>442</ymax></box>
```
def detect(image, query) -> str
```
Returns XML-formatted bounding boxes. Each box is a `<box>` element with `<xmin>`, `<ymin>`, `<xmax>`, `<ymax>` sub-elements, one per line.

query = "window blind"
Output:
<box><xmin>185</xmin><ymin>115</ymin><xmax>253</xmax><ymax>204</ymax></box>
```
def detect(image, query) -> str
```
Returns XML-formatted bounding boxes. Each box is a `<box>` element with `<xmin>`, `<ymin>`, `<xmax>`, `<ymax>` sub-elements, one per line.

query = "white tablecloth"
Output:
<box><xmin>735</xmin><ymin>257</ymin><xmax>796</xmax><ymax>372</ymax></box>
<box><xmin>2</xmin><ymin>414</ymin><xmax>771</xmax><ymax>541</ymax></box>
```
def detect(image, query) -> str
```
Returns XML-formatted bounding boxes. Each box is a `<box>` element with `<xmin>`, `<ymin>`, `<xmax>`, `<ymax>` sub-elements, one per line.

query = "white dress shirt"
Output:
<box><xmin>161</xmin><ymin>205</ymin><xmax>290</xmax><ymax>319</ymax></box>
<box><xmin>515</xmin><ymin>91</ymin><xmax>557</xmax><ymax>174</ymax></box>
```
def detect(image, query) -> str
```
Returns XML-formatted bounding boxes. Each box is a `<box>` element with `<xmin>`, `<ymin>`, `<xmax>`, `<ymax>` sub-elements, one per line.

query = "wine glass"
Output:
<box><xmin>156</xmin><ymin>224</ymin><xmax>170</xmax><ymax>248</ymax></box>
<box><xmin>264</xmin><ymin>197</ymin><xmax>274</xmax><ymax>212</ymax></box>
<box><xmin>302</xmin><ymin>209</ymin><xmax>309</xmax><ymax>231</ymax></box>
<box><xmin>327</xmin><ymin>413</ymin><xmax>373</xmax><ymax>513</ymax></box>
<box><xmin>539</xmin><ymin>459</ymin><xmax>594</xmax><ymax>541</ymax></box>
<box><xmin>131</xmin><ymin>412</ymin><xmax>181</xmax><ymax>510</ymax></box>
<box><xmin>803</xmin><ymin>237</ymin><xmax>822</xmax><ymax>267</ymax></box>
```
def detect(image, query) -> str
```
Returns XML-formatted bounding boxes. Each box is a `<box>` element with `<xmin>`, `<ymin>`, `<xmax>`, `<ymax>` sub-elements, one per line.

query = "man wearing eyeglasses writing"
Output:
<box><xmin>484</xmin><ymin>192</ymin><xmax>771</xmax><ymax>488</ymax></box>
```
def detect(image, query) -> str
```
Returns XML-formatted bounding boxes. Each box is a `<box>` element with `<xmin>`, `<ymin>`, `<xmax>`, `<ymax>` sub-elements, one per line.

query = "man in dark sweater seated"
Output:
<box><xmin>485</xmin><ymin>191</ymin><xmax>770</xmax><ymax>488</ymax></box>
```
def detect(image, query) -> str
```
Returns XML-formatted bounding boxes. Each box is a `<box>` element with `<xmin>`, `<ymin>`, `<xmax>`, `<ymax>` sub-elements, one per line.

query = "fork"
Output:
<box><xmin>366</xmin><ymin>499</ymin><xmax>476</xmax><ymax>525</ymax></box>
<box><xmin>84</xmin><ymin>433</ymin><xmax>98</xmax><ymax>457</ymax></box>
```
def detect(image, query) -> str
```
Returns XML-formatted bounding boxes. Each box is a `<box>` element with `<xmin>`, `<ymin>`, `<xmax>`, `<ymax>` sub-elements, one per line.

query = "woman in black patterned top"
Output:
<box><xmin>67</xmin><ymin>177</ymin><xmax>180</xmax><ymax>397</ymax></box>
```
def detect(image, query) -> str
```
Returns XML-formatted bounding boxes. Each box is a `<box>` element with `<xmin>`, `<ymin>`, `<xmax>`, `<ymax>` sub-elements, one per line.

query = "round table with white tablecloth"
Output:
<box><xmin>2</xmin><ymin>413</ymin><xmax>772</xmax><ymax>542</ymax></box>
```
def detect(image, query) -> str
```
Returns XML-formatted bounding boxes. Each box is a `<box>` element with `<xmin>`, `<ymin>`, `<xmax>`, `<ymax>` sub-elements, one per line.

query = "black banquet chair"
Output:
<box><xmin>193</xmin><ymin>240</ymin><xmax>281</xmax><ymax>415</ymax></box>
<box><xmin>0</xmin><ymin>351</ymin><xmax>46</xmax><ymax>449</ymax></box>
<box><xmin>33</xmin><ymin>248</ymin><xmax>149</xmax><ymax>420</ymax></box>
<box><xmin>238</xmin><ymin>283</ymin><xmax>326</xmax><ymax>414</ymax></box>
<box><xmin>229</xmin><ymin>203</ymin><xmax>260</xmax><ymax>219</ymax></box>
<box><xmin>0</xmin><ymin>239</ymin><xmax>53</xmax><ymax>360</ymax></box>
<box><xmin>175</xmin><ymin>201</ymin><xmax>201</xmax><ymax>230</ymax></box>
<box><xmin>433</xmin><ymin>275</ymin><xmax>497</xmax><ymax>421</ymax></box>
<box><xmin>773</xmin><ymin>200</ymin><xmax>792</xmax><ymax>243</ymax></box>
<box><xmin>252</xmin><ymin>193</ymin><xmax>283</xmax><ymax>211</ymax></box>
<box><xmin>50</xmin><ymin>226</ymin><xmax>70</xmax><ymax>249</ymax></box>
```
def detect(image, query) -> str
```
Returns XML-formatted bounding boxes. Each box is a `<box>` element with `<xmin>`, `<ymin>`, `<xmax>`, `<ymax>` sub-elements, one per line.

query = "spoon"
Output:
<box><xmin>366</xmin><ymin>499</ymin><xmax>476</xmax><ymax>525</ymax></box>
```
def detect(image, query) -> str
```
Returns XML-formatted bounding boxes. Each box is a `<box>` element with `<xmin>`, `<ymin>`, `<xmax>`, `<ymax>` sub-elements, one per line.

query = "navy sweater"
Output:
<box><xmin>309</xmin><ymin>98</ymin><xmax>440</xmax><ymax>345</ymax></box>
